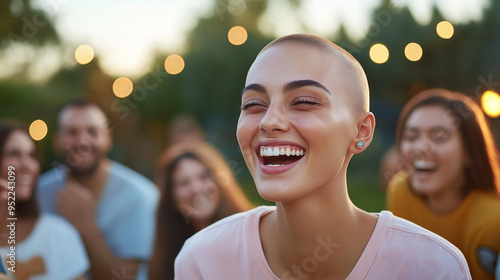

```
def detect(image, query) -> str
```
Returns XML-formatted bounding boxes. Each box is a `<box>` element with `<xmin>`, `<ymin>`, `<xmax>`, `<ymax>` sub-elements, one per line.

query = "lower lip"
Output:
<box><xmin>413</xmin><ymin>170</ymin><xmax>436</xmax><ymax>180</ymax></box>
<box><xmin>258</xmin><ymin>157</ymin><xmax>303</xmax><ymax>175</ymax></box>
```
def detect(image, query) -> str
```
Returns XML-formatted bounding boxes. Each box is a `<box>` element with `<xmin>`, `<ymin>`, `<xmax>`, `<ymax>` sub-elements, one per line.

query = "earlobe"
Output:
<box><xmin>350</xmin><ymin>112</ymin><xmax>375</xmax><ymax>154</ymax></box>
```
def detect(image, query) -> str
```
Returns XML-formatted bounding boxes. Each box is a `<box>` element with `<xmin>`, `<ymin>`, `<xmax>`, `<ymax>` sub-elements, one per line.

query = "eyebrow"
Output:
<box><xmin>241</xmin><ymin>83</ymin><xmax>267</xmax><ymax>95</ymax></box>
<box><xmin>283</xmin><ymin>79</ymin><xmax>330</xmax><ymax>94</ymax></box>
<box><xmin>241</xmin><ymin>79</ymin><xmax>330</xmax><ymax>96</ymax></box>
<box><xmin>404</xmin><ymin>126</ymin><xmax>450</xmax><ymax>132</ymax></box>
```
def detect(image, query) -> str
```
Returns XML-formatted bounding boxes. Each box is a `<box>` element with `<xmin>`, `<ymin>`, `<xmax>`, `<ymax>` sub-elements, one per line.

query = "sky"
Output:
<box><xmin>20</xmin><ymin>0</ymin><xmax>492</xmax><ymax>80</ymax></box>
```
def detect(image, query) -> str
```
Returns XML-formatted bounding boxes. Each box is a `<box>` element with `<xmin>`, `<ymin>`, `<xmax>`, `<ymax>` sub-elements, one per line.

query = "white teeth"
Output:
<box><xmin>414</xmin><ymin>160</ymin><xmax>436</xmax><ymax>170</ymax></box>
<box><xmin>259</xmin><ymin>146</ymin><xmax>306</xmax><ymax>157</ymax></box>
<box><xmin>17</xmin><ymin>175</ymin><xmax>33</xmax><ymax>186</ymax></box>
<box><xmin>266</xmin><ymin>164</ymin><xmax>285</xmax><ymax>167</ymax></box>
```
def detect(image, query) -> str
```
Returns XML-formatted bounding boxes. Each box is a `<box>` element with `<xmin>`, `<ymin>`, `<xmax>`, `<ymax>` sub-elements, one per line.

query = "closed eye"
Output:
<box><xmin>241</xmin><ymin>99</ymin><xmax>267</xmax><ymax>110</ymax></box>
<box><xmin>291</xmin><ymin>97</ymin><xmax>320</xmax><ymax>106</ymax></box>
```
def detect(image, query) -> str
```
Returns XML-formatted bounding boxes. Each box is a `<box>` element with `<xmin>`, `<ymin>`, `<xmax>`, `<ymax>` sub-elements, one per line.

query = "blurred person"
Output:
<box><xmin>378</xmin><ymin>146</ymin><xmax>402</xmax><ymax>191</ymax></box>
<box><xmin>37</xmin><ymin>100</ymin><xmax>159</xmax><ymax>280</ymax></box>
<box><xmin>387</xmin><ymin>89</ymin><xmax>500</xmax><ymax>279</ymax></box>
<box><xmin>175</xmin><ymin>34</ymin><xmax>470</xmax><ymax>279</ymax></box>
<box><xmin>149</xmin><ymin>141</ymin><xmax>253</xmax><ymax>279</ymax></box>
<box><xmin>497</xmin><ymin>256</ymin><xmax>500</xmax><ymax>280</ymax></box>
<box><xmin>0</xmin><ymin>122</ymin><xmax>89</xmax><ymax>279</ymax></box>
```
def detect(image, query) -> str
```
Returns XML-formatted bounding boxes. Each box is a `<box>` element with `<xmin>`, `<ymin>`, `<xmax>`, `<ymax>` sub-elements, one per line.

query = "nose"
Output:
<box><xmin>259</xmin><ymin>103</ymin><xmax>289</xmax><ymax>134</ymax></box>
<box><xmin>74</xmin><ymin>131</ymin><xmax>94</xmax><ymax>151</ymax></box>
<box><xmin>412</xmin><ymin>137</ymin><xmax>435</xmax><ymax>159</ymax></box>
<box><xmin>17</xmin><ymin>154</ymin><xmax>40</xmax><ymax>174</ymax></box>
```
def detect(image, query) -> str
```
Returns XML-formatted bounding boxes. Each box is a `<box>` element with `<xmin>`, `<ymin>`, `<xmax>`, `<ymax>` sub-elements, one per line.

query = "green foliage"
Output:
<box><xmin>1</xmin><ymin>0</ymin><xmax>499</xmax><ymax>210</ymax></box>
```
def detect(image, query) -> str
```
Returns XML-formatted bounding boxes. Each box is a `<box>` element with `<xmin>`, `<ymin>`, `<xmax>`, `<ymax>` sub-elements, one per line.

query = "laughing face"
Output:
<box><xmin>1</xmin><ymin>130</ymin><xmax>40</xmax><ymax>202</ymax></box>
<box><xmin>401</xmin><ymin>105</ymin><xmax>469</xmax><ymax>197</ymax></box>
<box><xmin>237</xmin><ymin>42</ymin><xmax>365</xmax><ymax>202</ymax></box>
<box><xmin>55</xmin><ymin>106</ymin><xmax>112</xmax><ymax>176</ymax></box>
<box><xmin>172</xmin><ymin>157</ymin><xmax>221</xmax><ymax>223</ymax></box>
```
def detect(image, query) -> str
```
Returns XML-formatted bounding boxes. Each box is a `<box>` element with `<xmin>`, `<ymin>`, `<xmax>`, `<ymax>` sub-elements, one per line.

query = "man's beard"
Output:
<box><xmin>60</xmin><ymin>152</ymin><xmax>100</xmax><ymax>178</ymax></box>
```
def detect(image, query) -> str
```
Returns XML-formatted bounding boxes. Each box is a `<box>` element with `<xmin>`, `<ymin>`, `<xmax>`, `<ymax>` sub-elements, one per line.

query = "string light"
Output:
<box><xmin>75</xmin><ymin>44</ymin><xmax>94</xmax><ymax>65</ymax></box>
<box><xmin>481</xmin><ymin>90</ymin><xmax>500</xmax><ymax>118</ymax></box>
<box><xmin>29</xmin><ymin>120</ymin><xmax>48</xmax><ymax>141</ymax></box>
<box><xmin>113</xmin><ymin>77</ymin><xmax>134</xmax><ymax>98</ymax></box>
<box><xmin>164</xmin><ymin>54</ymin><xmax>185</xmax><ymax>75</ymax></box>
<box><xmin>436</xmin><ymin>21</ymin><xmax>454</xmax><ymax>39</ymax></box>
<box><xmin>369</xmin><ymin>44</ymin><xmax>389</xmax><ymax>64</ymax></box>
<box><xmin>228</xmin><ymin>26</ymin><xmax>248</xmax><ymax>45</ymax></box>
<box><xmin>404</xmin><ymin>43</ymin><xmax>423</xmax><ymax>62</ymax></box>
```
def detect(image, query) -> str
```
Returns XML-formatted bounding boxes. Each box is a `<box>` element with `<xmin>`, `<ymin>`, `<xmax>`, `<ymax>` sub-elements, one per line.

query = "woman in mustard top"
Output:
<box><xmin>387</xmin><ymin>88</ymin><xmax>500</xmax><ymax>280</ymax></box>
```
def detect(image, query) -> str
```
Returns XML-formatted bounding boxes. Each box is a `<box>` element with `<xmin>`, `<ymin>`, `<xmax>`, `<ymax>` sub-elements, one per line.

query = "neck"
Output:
<box><xmin>260</xmin><ymin>170</ymin><xmax>377</xmax><ymax>279</ymax></box>
<box><xmin>426</xmin><ymin>187</ymin><xmax>466</xmax><ymax>214</ymax></box>
<box><xmin>69</xmin><ymin>158</ymin><xmax>110</xmax><ymax>197</ymax></box>
<box><xmin>425</xmin><ymin>172</ymin><xmax>467</xmax><ymax>214</ymax></box>
<box><xmin>0</xmin><ymin>204</ymin><xmax>38</xmax><ymax>246</ymax></box>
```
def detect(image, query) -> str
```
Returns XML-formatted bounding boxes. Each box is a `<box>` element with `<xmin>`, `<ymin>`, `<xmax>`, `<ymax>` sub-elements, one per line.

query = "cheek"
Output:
<box><xmin>438</xmin><ymin>143</ymin><xmax>467</xmax><ymax>171</ymax></box>
<box><xmin>57</xmin><ymin>137</ymin><xmax>77</xmax><ymax>153</ymax></box>
<box><xmin>0</xmin><ymin>160</ymin><xmax>8</xmax><ymax>180</ymax></box>
<box><xmin>400</xmin><ymin>142</ymin><xmax>413</xmax><ymax>161</ymax></box>
<box><xmin>237</xmin><ymin>116</ymin><xmax>260</xmax><ymax>165</ymax></box>
<box><xmin>28</xmin><ymin>158</ymin><xmax>41</xmax><ymax>174</ymax></box>
<box><xmin>237</xmin><ymin>115</ymin><xmax>259</xmax><ymax>142</ymax></box>
<box><xmin>203</xmin><ymin>181</ymin><xmax>221</xmax><ymax>203</ymax></box>
<box><xmin>1</xmin><ymin>157</ymin><xmax>18</xmax><ymax>173</ymax></box>
<box><xmin>173</xmin><ymin>187</ymin><xmax>192</xmax><ymax>205</ymax></box>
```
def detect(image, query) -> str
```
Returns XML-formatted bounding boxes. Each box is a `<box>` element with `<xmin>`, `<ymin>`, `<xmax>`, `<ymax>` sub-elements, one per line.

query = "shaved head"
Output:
<box><xmin>255</xmin><ymin>34</ymin><xmax>369</xmax><ymax>114</ymax></box>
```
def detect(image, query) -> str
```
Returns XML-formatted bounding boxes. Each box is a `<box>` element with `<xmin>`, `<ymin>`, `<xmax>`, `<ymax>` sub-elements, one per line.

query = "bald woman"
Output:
<box><xmin>174</xmin><ymin>34</ymin><xmax>471</xmax><ymax>280</ymax></box>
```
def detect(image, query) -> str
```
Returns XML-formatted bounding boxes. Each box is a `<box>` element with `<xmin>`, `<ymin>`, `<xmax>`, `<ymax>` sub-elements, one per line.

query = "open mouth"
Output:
<box><xmin>16</xmin><ymin>175</ymin><xmax>34</xmax><ymax>187</ymax></box>
<box><xmin>413</xmin><ymin>160</ymin><xmax>437</xmax><ymax>172</ymax></box>
<box><xmin>259</xmin><ymin>145</ymin><xmax>305</xmax><ymax>167</ymax></box>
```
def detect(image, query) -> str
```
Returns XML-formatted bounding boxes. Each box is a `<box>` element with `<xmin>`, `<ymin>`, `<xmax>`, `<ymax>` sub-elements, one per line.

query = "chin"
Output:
<box><xmin>411</xmin><ymin>183</ymin><xmax>437</xmax><ymax>197</ymax></box>
<box><xmin>70</xmin><ymin>161</ymin><xmax>99</xmax><ymax>176</ymax></box>
<box><xmin>256</xmin><ymin>182</ymin><xmax>305</xmax><ymax>203</ymax></box>
<box><xmin>15</xmin><ymin>186</ymin><xmax>34</xmax><ymax>201</ymax></box>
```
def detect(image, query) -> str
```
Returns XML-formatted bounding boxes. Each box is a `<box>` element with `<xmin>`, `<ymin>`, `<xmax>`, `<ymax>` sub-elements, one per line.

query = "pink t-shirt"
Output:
<box><xmin>175</xmin><ymin>206</ymin><xmax>471</xmax><ymax>279</ymax></box>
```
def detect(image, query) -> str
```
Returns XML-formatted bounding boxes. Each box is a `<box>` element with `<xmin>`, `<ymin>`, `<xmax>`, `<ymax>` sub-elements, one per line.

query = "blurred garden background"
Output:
<box><xmin>1</xmin><ymin>0</ymin><xmax>499</xmax><ymax>211</ymax></box>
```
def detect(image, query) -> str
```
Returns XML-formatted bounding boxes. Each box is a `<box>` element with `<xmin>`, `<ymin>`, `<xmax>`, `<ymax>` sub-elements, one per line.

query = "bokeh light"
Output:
<box><xmin>75</xmin><ymin>44</ymin><xmax>94</xmax><ymax>65</ymax></box>
<box><xmin>228</xmin><ymin>26</ymin><xmax>248</xmax><ymax>45</ymax></box>
<box><xmin>29</xmin><ymin>120</ymin><xmax>48</xmax><ymax>141</ymax></box>
<box><xmin>113</xmin><ymin>77</ymin><xmax>134</xmax><ymax>98</ymax></box>
<box><xmin>436</xmin><ymin>21</ymin><xmax>454</xmax><ymax>39</ymax></box>
<box><xmin>481</xmin><ymin>90</ymin><xmax>500</xmax><ymax>118</ymax></box>
<box><xmin>404</xmin><ymin>43</ymin><xmax>423</xmax><ymax>62</ymax></box>
<box><xmin>164</xmin><ymin>54</ymin><xmax>185</xmax><ymax>75</ymax></box>
<box><xmin>369</xmin><ymin>43</ymin><xmax>389</xmax><ymax>64</ymax></box>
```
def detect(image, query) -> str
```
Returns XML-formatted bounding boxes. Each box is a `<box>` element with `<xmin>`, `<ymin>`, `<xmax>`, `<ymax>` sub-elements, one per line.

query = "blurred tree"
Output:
<box><xmin>0</xmin><ymin>0</ymin><xmax>59</xmax><ymax>47</ymax></box>
<box><xmin>0</xmin><ymin>0</ymin><xmax>60</xmax><ymax>81</ymax></box>
<box><xmin>0</xmin><ymin>0</ymin><xmax>498</xmax><ymax>209</ymax></box>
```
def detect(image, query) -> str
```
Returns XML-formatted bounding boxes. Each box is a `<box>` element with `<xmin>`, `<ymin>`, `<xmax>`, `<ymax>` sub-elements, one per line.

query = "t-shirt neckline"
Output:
<box><xmin>250</xmin><ymin>206</ymin><xmax>391</xmax><ymax>280</ymax></box>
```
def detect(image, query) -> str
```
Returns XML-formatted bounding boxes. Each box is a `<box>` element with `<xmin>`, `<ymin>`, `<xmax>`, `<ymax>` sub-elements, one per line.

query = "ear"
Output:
<box><xmin>349</xmin><ymin>112</ymin><xmax>375</xmax><ymax>154</ymax></box>
<box><xmin>103</xmin><ymin>129</ymin><xmax>113</xmax><ymax>153</ymax></box>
